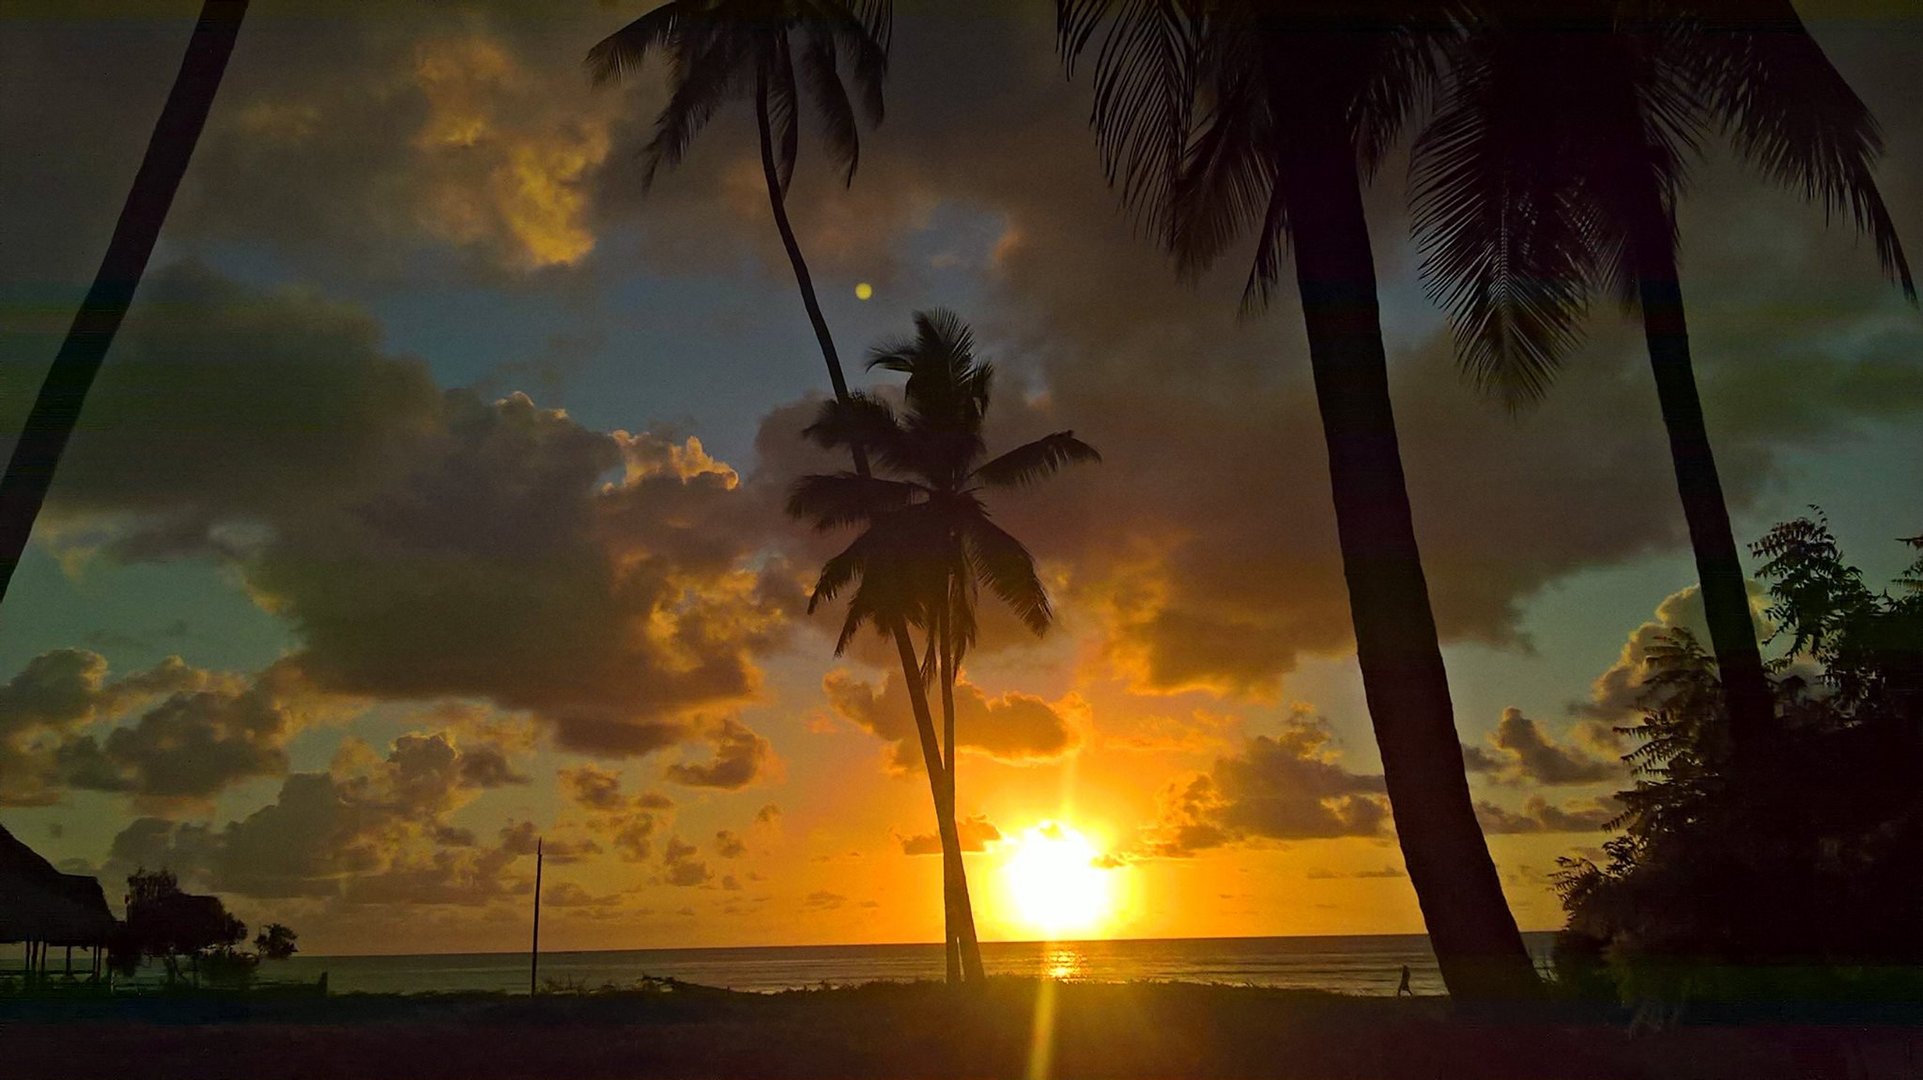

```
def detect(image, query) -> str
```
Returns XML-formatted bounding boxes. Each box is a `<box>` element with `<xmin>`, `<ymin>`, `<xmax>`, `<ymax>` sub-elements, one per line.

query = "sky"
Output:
<box><xmin>1</xmin><ymin>1</ymin><xmax>1919</xmax><ymax>957</ymax></box>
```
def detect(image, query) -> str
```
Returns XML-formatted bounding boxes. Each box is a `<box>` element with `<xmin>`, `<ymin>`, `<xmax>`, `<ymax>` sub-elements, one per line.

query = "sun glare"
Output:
<box><xmin>1001</xmin><ymin>822</ymin><xmax>1114</xmax><ymax>939</ymax></box>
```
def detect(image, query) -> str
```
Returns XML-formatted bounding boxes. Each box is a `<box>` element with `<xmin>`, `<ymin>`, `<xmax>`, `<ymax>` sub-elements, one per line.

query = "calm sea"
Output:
<box><xmin>268</xmin><ymin>933</ymin><xmax>1559</xmax><ymax>997</ymax></box>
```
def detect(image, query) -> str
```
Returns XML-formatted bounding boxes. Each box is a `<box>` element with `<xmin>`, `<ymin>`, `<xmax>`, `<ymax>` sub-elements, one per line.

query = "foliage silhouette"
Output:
<box><xmin>790</xmin><ymin>312</ymin><xmax>1098</xmax><ymax>953</ymax></box>
<box><xmin>0</xmin><ymin>0</ymin><xmax>247</xmax><ymax>613</ymax></box>
<box><xmin>1555</xmin><ymin>515</ymin><xmax>1923</xmax><ymax>1007</ymax></box>
<box><xmin>1057</xmin><ymin>0</ymin><xmax>1536</xmax><ymax>999</ymax></box>
<box><xmin>586</xmin><ymin>1</ymin><xmax>991</xmax><ymax>981</ymax></box>
<box><xmin>1412</xmin><ymin>0</ymin><xmax>1913</xmax><ymax>759</ymax></box>
<box><xmin>255</xmin><ymin>923</ymin><xmax>299</xmax><ymax>961</ymax></box>
<box><xmin>123</xmin><ymin>867</ymin><xmax>247</xmax><ymax>986</ymax></box>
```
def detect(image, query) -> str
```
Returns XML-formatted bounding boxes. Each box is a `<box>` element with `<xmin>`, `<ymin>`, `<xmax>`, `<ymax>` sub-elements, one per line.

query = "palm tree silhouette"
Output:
<box><xmin>0</xmin><ymin>0</ymin><xmax>247</xmax><ymax>612</ymax></box>
<box><xmin>1056</xmin><ymin>1</ymin><xmax>1538</xmax><ymax>999</ymax></box>
<box><xmin>1411</xmin><ymin>0</ymin><xmax>1912</xmax><ymax>756</ymax></box>
<box><xmin>788</xmin><ymin>310</ymin><xmax>1098</xmax><ymax>981</ymax></box>
<box><xmin>587</xmin><ymin>2</ymin><xmax>992</xmax><ymax>982</ymax></box>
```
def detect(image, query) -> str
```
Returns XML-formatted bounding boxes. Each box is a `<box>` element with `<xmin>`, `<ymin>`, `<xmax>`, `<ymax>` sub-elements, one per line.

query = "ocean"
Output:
<box><xmin>264</xmin><ymin>933</ymin><xmax>1560</xmax><ymax>997</ymax></box>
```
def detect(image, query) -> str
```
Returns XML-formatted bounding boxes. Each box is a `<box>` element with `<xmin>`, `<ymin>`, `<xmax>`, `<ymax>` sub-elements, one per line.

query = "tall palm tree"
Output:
<box><xmin>788</xmin><ymin>310</ymin><xmax>1099</xmax><ymax>980</ymax></box>
<box><xmin>0</xmin><ymin>0</ymin><xmax>248</xmax><ymax>612</ymax></box>
<box><xmin>1057</xmin><ymin>0</ymin><xmax>1540</xmax><ymax>999</ymax></box>
<box><xmin>587</xmin><ymin>2</ymin><xmax>992</xmax><ymax>982</ymax></box>
<box><xmin>1411</xmin><ymin>0</ymin><xmax>1913</xmax><ymax>755</ymax></box>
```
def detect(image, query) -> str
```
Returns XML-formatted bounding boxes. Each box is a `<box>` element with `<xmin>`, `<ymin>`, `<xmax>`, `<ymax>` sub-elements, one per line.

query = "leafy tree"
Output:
<box><xmin>788</xmin><ymin>311</ymin><xmax>1098</xmax><ymax>978</ymax></box>
<box><xmin>1555</xmin><ymin>515</ymin><xmax>1923</xmax><ymax>1005</ymax></box>
<box><xmin>1411</xmin><ymin>0</ymin><xmax>1912</xmax><ymax>758</ymax></box>
<box><xmin>123</xmin><ymin>867</ymin><xmax>247</xmax><ymax>985</ymax></box>
<box><xmin>254</xmin><ymin>923</ymin><xmax>299</xmax><ymax>961</ymax></box>
<box><xmin>1056</xmin><ymin>0</ymin><xmax>1536</xmax><ymax>998</ymax></box>
<box><xmin>0</xmin><ymin>1</ymin><xmax>247</xmax><ymax>610</ymax></box>
<box><xmin>588</xmin><ymin>2</ymin><xmax>992</xmax><ymax>983</ymax></box>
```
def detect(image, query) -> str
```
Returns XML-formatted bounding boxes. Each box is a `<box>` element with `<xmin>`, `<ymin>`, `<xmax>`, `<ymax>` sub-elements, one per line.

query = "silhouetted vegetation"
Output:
<box><xmin>788</xmin><ymin>310</ymin><xmax>1098</xmax><ymax>983</ymax></box>
<box><xmin>0</xmin><ymin>0</ymin><xmax>246</xmax><ymax>609</ymax></box>
<box><xmin>1413</xmin><ymin>0</ymin><xmax>1914</xmax><ymax>762</ymax></box>
<box><xmin>1555</xmin><ymin>515</ymin><xmax>1923</xmax><ymax>1008</ymax></box>
<box><xmin>255</xmin><ymin>923</ymin><xmax>299</xmax><ymax>961</ymax></box>
<box><xmin>1057</xmin><ymin>0</ymin><xmax>1536</xmax><ymax>1000</ymax></box>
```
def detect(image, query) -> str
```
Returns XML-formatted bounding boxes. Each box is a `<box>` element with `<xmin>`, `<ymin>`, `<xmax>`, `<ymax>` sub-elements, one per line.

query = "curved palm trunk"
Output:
<box><xmin>0</xmin><ymin>0</ymin><xmax>247</xmax><ymax>611</ymax></box>
<box><xmin>936</xmin><ymin>601</ymin><xmax>982</xmax><ymax>981</ymax></box>
<box><xmin>1286</xmin><ymin>134</ymin><xmax>1538</xmax><ymax>1001</ymax></box>
<box><xmin>754</xmin><ymin>73</ymin><xmax>984</xmax><ymax>982</ymax></box>
<box><xmin>1626</xmin><ymin>189</ymin><xmax>1775</xmax><ymax>756</ymax></box>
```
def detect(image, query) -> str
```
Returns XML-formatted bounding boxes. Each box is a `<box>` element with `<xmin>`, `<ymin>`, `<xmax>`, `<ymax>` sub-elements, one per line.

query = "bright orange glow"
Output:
<box><xmin>1001</xmin><ymin>822</ymin><xmax>1114</xmax><ymax>939</ymax></box>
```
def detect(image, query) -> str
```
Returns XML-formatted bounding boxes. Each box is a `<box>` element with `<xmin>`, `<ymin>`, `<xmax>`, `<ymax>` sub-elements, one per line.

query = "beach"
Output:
<box><xmin>7</xmin><ymin>979</ymin><xmax>1921</xmax><ymax>1080</ymax></box>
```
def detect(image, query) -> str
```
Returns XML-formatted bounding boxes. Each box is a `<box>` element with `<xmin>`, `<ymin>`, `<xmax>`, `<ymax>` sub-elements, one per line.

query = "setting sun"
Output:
<box><xmin>1000</xmin><ymin>823</ymin><xmax>1115</xmax><ymax>939</ymax></box>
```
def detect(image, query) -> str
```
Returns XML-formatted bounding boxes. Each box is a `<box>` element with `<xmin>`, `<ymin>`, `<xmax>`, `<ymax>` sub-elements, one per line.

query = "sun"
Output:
<box><xmin>1000</xmin><ymin>822</ymin><xmax>1115</xmax><ymax>939</ymax></box>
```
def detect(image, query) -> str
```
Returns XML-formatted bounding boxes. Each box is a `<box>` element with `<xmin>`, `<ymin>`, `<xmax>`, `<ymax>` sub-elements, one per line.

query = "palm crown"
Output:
<box><xmin>586</xmin><ymin>0</ymin><xmax>892</xmax><ymax>191</ymax></box>
<box><xmin>787</xmin><ymin>310</ymin><xmax>1100</xmax><ymax>660</ymax></box>
<box><xmin>1411</xmin><ymin>0</ymin><xmax>1915</xmax><ymax>406</ymax></box>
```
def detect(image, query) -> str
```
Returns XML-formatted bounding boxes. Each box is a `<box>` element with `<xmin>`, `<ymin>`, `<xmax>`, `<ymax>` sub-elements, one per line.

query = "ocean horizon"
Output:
<box><xmin>257</xmin><ymin>932</ymin><xmax>1562</xmax><ymax>997</ymax></box>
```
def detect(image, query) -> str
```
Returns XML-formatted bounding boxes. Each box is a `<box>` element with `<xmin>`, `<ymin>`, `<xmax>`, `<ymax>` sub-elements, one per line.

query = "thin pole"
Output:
<box><xmin>530</xmin><ymin>837</ymin><xmax>543</xmax><ymax>996</ymax></box>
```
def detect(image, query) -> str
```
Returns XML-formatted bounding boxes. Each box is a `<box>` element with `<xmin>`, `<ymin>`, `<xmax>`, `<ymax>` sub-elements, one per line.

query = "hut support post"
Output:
<box><xmin>530</xmin><ymin>837</ymin><xmax>542</xmax><ymax>996</ymax></box>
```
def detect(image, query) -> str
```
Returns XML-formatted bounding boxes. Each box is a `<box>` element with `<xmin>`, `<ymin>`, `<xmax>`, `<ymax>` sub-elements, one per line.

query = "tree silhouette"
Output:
<box><xmin>1057</xmin><ymin>1</ymin><xmax>1537</xmax><ymax>998</ymax></box>
<box><xmin>1411</xmin><ymin>0</ymin><xmax>1913</xmax><ymax>757</ymax></box>
<box><xmin>788</xmin><ymin>311</ymin><xmax>1098</xmax><ymax>978</ymax></box>
<box><xmin>254</xmin><ymin>922</ymin><xmax>299</xmax><ymax>960</ymax></box>
<box><xmin>587</xmin><ymin>2</ymin><xmax>991</xmax><ymax>982</ymax></box>
<box><xmin>0</xmin><ymin>0</ymin><xmax>247</xmax><ymax>613</ymax></box>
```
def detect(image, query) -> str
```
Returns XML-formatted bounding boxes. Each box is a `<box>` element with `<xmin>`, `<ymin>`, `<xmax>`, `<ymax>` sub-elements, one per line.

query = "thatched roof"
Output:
<box><xmin>0</xmin><ymin>823</ymin><xmax>117</xmax><ymax>945</ymax></box>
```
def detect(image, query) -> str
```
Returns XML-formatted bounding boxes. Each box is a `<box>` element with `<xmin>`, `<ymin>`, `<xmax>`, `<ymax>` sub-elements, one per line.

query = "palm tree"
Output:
<box><xmin>788</xmin><ymin>310</ymin><xmax>1099</xmax><ymax>981</ymax></box>
<box><xmin>1411</xmin><ymin>0</ymin><xmax>1913</xmax><ymax>756</ymax></box>
<box><xmin>587</xmin><ymin>2</ymin><xmax>993</xmax><ymax>982</ymax></box>
<box><xmin>0</xmin><ymin>0</ymin><xmax>248</xmax><ymax>612</ymax></box>
<box><xmin>1057</xmin><ymin>1</ymin><xmax>1540</xmax><ymax>999</ymax></box>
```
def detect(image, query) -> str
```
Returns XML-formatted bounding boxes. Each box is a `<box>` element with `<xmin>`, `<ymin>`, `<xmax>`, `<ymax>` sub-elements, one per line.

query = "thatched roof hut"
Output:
<box><xmin>0</xmin><ymin>824</ymin><xmax>116</xmax><ymax>947</ymax></box>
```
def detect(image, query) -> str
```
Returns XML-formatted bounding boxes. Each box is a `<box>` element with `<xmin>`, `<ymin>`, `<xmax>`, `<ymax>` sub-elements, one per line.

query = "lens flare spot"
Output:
<box><xmin>854</xmin><ymin>282</ymin><xmax>874</xmax><ymax>301</ymax></box>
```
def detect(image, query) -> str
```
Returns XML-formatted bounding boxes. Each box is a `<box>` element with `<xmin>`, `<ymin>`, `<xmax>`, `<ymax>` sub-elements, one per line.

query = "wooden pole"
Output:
<box><xmin>530</xmin><ymin>837</ymin><xmax>543</xmax><ymax>996</ymax></box>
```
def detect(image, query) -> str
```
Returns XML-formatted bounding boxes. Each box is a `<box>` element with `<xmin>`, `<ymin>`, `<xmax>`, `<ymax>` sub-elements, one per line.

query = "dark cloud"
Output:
<box><xmin>1475</xmin><ymin>795</ymin><xmax>1622</xmax><ymax>835</ymax></box>
<box><xmin>661</xmin><ymin>836</ymin><xmax>711</xmax><ymax>887</ymax></box>
<box><xmin>1460</xmin><ymin>708</ymin><xmax>1621</xmax><ymax>787</ymax></box>
<box><xmin>802</xmin><ymin>890</ymin><xmax>847</xmax><ymax>912</ymax></box>
<box><xmin>1143</xmin><ymin>718</ymin><xmax>1389</xmax><ymax>855</ymax></box>
<box><xmin>555</xmin><ymin>763</ymin><xmax>673</xmax><ymax>863</ymax></box>
<box><xmin>822</xmin><ymin>670</ymin><xmax>1082</xmax><ymax>772</ymax></box>
<box><xmin>898</xmin><ymin>814</ymin><xmax>1002</xmax><ymax>856</ymax></box>
<box><xmin>663</xmin><ymin>716</ymin><xmax>776</xmax><ymax>790</ymax></box>
<box><xmin>714</xmin><ymin>830</ymin><xmax>747</xmax><ymax>859</ymax></box>
<box><xmin>25</xmin><ymin>265</ymin><xmax>792</xmax><ymax>759</ymax></box>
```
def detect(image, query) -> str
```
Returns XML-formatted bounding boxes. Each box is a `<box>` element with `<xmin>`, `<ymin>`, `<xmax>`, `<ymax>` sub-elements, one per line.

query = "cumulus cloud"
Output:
<box><xmin>898</xmin><ymin>814</ymin><xmax>1003</xmax><ymax>856</ymax></box>
<box><xmin>714</xmin><ymin>830</ymin><xmax>747</xmax><ymax>859</ymax></box>
<box><xmin>821</xmin><ymin>670</ymin><xmax>1083</xmax><ymax>772</ymax></box>
<box><xmin>663</xmin><ymin>716</ymin><xmax>777</xmax><ymax>790</ymax></box>
<box><xmin>1460</xmin><ymin>708</ymin><xmax>1621</xmax><ymax>787</ymax></box>
<box><xmin>661</xmin><ymin>836</ymin><xmax>711</xmax><ymax>887</ymax></box>
<box><xmin>1142</xmin><ymin>717</ymin><xmax>1388</xmax><ymax>856</ymax></box>
<box><xmin>31</xmin><ymin>265</ymin><xmax>793</xmax><ymax>759</ymax></box>
<box><xmin>1475</xmin><ymin>795</ymin><xmax>1622</xmax><ymax>835</ymax></box>
<box><xmin>102</xmin><ymin>726</ymin><xmax>538</xmax><ymax>902</ymax></box>
<box><xmin>555</xmin><ymin>764</ymin><xmax>673</xmax><ymax>863</ymax></box>
<box><xmin>1581</xmin><ymin>584</ymin><xmax>1769</xmax><ymax>720</ymax></box>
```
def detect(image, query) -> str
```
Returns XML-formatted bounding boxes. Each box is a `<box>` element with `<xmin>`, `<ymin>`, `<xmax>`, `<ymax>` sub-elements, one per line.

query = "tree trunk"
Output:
<box><xmin>0</xmin><ymin>0</ymin><xmax>247</xmax><ymax>611</ymax></box>
<box><xmin>938</xmin><ymin>600</ymin><xmax>985</xmax><ymax>980</ymax></box>
<box><xmin>938</xmin><ymin>605</ymin><xmax>962</xmax><ymax>984</ymax></box>
<box><xmin>1627</xmin><ymin>192</ymin><xmax>1775</xmax><ymax>755</ymax></box>
<box><xmin>1285</xmin><ymin>135</ymin><xmax>1538</xmax><ymax>1001</ymax></box>
<box><xmin>754</xmin><ymin>65</ymin><xmax>982</xmax><ymax>981</ymax></box>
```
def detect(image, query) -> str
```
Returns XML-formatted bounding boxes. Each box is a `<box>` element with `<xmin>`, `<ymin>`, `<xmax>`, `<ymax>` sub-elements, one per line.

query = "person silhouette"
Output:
<box><xmin>1396</xmin><ymin>964</ymin><xmax>1412</xmax><ymax>997</ymax></box>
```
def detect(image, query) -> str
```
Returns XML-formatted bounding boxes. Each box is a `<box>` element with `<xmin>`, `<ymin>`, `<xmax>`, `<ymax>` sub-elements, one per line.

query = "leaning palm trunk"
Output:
<box><xmin>754</xmin><ymin>68</ymin><xmax>985</xmax><ymax>982</ymax></box>
<box><xmin>1288</xmin><ymin>131</ymin><xmax>1538</xmax><ymax>1000</ymax></box>
<box><xmin>0</xmin><ymin>0</ymin><xmax>247</xmax><ymax>610</ymax></box>
<box><xmin>1625</xmin><ymin>185</ymin><xmax>1775</xmax><ymax>755</ymax></box>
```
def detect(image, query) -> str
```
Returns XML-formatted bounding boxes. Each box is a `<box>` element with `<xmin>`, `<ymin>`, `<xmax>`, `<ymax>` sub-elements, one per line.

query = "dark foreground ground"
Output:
<box><xmin>4</xmin><ymin>979</ymin><xmax>1921</xmax><ymax>1080</ymax></box>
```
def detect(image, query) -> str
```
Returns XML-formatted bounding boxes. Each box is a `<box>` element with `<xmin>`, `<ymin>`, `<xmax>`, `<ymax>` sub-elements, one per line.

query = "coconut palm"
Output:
<box><xmin>1057</xmin><ymin>0</ymin><xmax>1539</xmax><ymax>999</ymax></box>
<box><xmin>1411</xmin><ymin>0</ymin><xmax>1912</xmax><ymax>755</ymax></box>
<box><xmin>0</xmin><ymin>0</ymin><xmax>248</xmax><ymax>612</ymax></box>
<box><xmin>587</xmin><ymin>2</ymin><xmax>994</xmax><ymax>982</ymax></box>
<box><xmin>788</xmin><ymin>310</ymin><xmax>1099</xmax><ymax>983</ymax></box>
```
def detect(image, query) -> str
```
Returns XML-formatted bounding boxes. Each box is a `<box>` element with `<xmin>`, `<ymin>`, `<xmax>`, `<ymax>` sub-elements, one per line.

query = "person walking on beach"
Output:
<box><xmin>1396</xmin><ymin>965</ymin><xmax>1412</xmax><ymax>997</ymax></box>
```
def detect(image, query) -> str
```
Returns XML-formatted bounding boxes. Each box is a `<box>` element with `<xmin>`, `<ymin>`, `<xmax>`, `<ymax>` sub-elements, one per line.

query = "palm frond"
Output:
<box><xmin>963</xmin><ymin>516</ymin><xmax>1052</xmax><ymax>638</ymax></box>
<box><xmin>765</xmin><ymin>35</ymin><xmax>802</xmax><ymax>195</ymax></box>
<box><xmin>585</xmin><ymin>2</ymin><xmax>687</xmax><ymax>88</ymax></box>
<box><xmin>787</xmin><ymin>472</ymin><xmax>924</xmax><ymax>531</ymax></box>
<box><xmin>642</xmin><ymin>29</ymin><xmax>753</xmax><ymax>188</ymax></box>
<box><xmin>972</xmin><ymin>432</ymin><xmax>1102</xmax><ymax>488</ymax></box>
<box><xmin>799</xmin><ymin>25</ymin><xmax>862</xmax><ymax>183</ymax></box>
<box><xmin>801</xmin><ymin>394</ymin><xmax>919</xmax><ymax>473</ymax></box>
<box><xmin>1687</xmin><ymin>0</ymin><xmax>1913</xmax><ymax>298</ymax></box>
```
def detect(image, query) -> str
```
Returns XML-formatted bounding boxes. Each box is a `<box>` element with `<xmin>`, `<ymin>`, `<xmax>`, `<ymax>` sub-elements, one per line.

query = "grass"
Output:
<box><xmin>3</xmin><ymin>977</ymin><xmax>1919</xmax><ymax>1079</ymax></box>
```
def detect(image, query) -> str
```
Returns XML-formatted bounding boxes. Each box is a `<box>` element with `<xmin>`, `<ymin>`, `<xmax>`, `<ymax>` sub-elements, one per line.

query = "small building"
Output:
<box><xmin>1</xmin><ymin>823</ymin><xmax>117</xmax><ymax>980</ymax></box>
